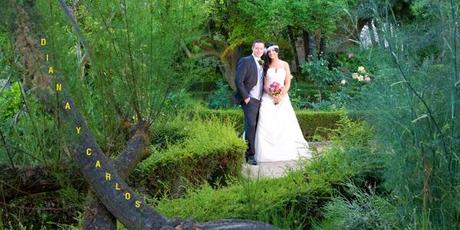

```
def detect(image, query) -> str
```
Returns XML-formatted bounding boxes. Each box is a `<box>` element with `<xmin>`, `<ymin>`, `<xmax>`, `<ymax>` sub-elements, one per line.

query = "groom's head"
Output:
<box><xmin>252</xmin><ymin>39</ymin><xmax>265</xmax><ymax>58</ymax></box>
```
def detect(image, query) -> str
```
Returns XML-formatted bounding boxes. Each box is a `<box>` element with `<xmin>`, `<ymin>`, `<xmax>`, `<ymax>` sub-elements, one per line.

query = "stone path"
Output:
<box><xmin>242</xmin><ymin>141</ymin><xmax>331</xmax><ymax>178</ymax></box>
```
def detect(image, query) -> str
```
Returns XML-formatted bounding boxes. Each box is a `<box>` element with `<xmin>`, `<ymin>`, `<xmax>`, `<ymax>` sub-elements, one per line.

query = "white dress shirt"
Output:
<box><xmin>249</xmin><ymin>54</ymin><xmax>264</xmax><ymax>100</ymax></box>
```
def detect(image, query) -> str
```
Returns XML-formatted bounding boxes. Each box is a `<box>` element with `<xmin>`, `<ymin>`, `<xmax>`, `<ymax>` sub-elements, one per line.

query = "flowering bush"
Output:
<box><xmin>297</xmin><ymin>52</ymin><xmax>375</xmax><ymax>110</ymax></box>
<box><xmin>338</xmin><ymin>65</ymin><xmax>373</xmax><ymax>103</ymax></box>
<box><xmin>351</xmin><ymin>66</ymin><xmax>371</xmax><ymax>82</ymax></box>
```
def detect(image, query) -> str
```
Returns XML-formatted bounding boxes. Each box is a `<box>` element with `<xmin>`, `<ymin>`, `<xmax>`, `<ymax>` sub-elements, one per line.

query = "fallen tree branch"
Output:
<box><xmin>83</xmin><ymin>122</ymin><xmax>151</xmax><ymax>229</ymax></box>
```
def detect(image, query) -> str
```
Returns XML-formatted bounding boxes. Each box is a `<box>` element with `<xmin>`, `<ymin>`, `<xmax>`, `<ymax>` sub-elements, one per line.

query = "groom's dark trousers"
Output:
<box><xmin>241</xmin><ymin>98</ymin><xmax>261</xmax><ymax>159</ymax></box>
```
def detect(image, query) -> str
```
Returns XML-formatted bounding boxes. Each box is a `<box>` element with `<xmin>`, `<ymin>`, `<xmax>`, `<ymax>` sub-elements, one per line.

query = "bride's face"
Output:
<box><xmin>268</xmin><ymin>49</ymin><xmax>278</xmax><ymax>60</ymax></box>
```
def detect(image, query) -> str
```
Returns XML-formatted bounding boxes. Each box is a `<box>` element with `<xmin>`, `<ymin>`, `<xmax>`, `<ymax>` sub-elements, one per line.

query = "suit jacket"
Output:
<box><xmin>233</xmin><ymin>55</ymin><xmax>260</xmax><ymax>104</ymax></box>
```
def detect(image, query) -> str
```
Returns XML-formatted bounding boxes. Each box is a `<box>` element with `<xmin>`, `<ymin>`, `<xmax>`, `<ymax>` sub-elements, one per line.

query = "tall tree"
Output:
<box><xmin>191</xmin><ymin>0</ymin><xmax>354</xmax><ymax>89</ymax></box>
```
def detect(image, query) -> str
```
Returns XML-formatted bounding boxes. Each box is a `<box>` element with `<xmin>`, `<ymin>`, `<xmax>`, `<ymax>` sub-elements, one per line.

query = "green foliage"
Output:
<box><xmin>0</xmin><ymin>84</ymin><xmax>59</xmax><ymax>166</ymax></box>
<box><xmin>317</xmin><ymin>184</ymin><xmax>397</xmax><ymax>230</ymax></box>
<box><xmin>286</xmin><ymin>81</ymin><xmax>308</xmax><ymax>109</ymax></box>
<box><xmin>300</xmin><ymin>50</ymin><xmax>377</xmax><ymax>110</ymax></box>
<box><xmin>305</xmin><ymin>118</ymin><xmax>385</xmax><ymax>191</ymax></box>
<box><xmin>163</xmin><ymin>89</ymin><xmax>205</xmax><ymax>112</ymax></box>
<box><xmin>0</xmin><ymin>20</ymin><xmax>61</xmax><ymax>167</ymax></box>
<box><xmin>34</xmin><ymin>0</ymin><xmax>210</xmax><ymax>154</ymax></box>
<box><xmin>0</xmin><ymin>27</ymin><xmax>13</xmax><ymax>80</ymax></box>
<box><xmin>347</xmin><ymin>1</ymin><xmax>460</xmax><ymax>228</ymax></box>
<box><xmin>206</xmin><ymin>0</ymin><xmax>355</xmax><ymax>69</ymax></box>
<box><xmin>0</xmin><ymin>19</ymin><xmax>20</xmax><ymax>122</ymax></box>
<box><xmin>0</xmin><ymin>82</ymin><xmax>21</xmax><ymax>123</ymax></box>
<box><xmin>156</xmin><ymin>118</ymin><xmax>387</xmax><ymax>228</ymax></box>
<box><xmin>301</xmin><ymin>58</ymin><xmax>342</xmax><ymax>101</ymax></box>
<box><xmin>410</xmin><ymin>0</ymin><xmax>456</xmax><ymax>20</ymax></box>
<box><xmin>185</xmin><ymin>56</ymin><xmax>223</xmax><ymax>99</ymax></box>
<box><xmin>296</xmin><ymin>110</ymin><xmax>346</xmax><ymax>141</ymax></box>
<box><xmin>131</xmin><ymin>117</ymin><xmax>246</xmax><ymax>198</ymax></box>
<box><xmin>196</xmin><ymin>108</ymin><xmax>345</xmax><ymax>140</ymax></box>
<box><xmin>237</xmin><ymin>0</ymin><xmax>351</xmax><ymax>39</ymax></box>
<box><xmin>156</xmin><ymin>171</ymin><xmax>316</xmax><ymax>229</ymax></box>
<box><xmin>207</xmin><ymin>80</ymin><xmax>236</xmax><ymax>109</ymax></box>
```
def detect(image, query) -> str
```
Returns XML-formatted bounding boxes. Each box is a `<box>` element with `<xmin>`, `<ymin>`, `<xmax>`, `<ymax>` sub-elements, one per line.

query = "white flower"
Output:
<box><xmin>357</xmin><ymin>75</ymin><xmax>364</xmax><ymax>81</ymax></box>
<box><xmin>341</xmin><ymin>79</ymin><xmax>347</xmax><ymax>85</ymax></box>
<box><xmin>352</xmin><ymin>73</ymin><xmax>359</xmax><ymax>79</ymax></box>
<box><xmin>358</xmin><ymin>66</ymin><xmax>366</xmax><ymax>74</ymax></box>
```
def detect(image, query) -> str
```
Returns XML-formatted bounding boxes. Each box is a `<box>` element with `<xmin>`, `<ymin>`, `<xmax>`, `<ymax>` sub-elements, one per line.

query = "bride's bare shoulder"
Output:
<box><xmin>280</xmin><ymin>60</ymin><xmax>290</xmax><ymax>68</ymax></box>
<box><xmin>278</xmin><ymin>59</ymin><xmax>289</xmax><ymax>66</ymax></box>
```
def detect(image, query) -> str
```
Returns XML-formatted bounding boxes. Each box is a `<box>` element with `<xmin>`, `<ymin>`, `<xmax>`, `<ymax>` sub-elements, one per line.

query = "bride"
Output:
<box><xmin>255</xmin><ymin>44</ymin><xmax>311</xmax><ymax>163</ymax></box>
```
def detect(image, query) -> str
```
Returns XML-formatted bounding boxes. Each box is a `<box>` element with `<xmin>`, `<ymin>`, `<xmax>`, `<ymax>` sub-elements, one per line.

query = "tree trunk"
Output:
<box><xmin>220</xmin><ymin>46</ymin><xmax>241</xmax><ymax>91</ymax></box>
<box><xmin>303</xmin><ymin>30</ymin><xmax>316</xmax><ymax>61</ymax></box>
<box><xmin>198</xmin><ymin>42</ymin><xmax>240</xmax><ymax>91</ymax></box>
<box><xmin>82</xmin><ymin>122</ymin><xmax>151</xmax><ymax>229</ymax></box>
<box><xmin>318</xmin><ymin>33</ymin><xmax>326</xmax><ymax>58</ymax></box>
<box><xmin>287</xmin><ymin>26</ymin><xmax>300</xmax><ymax>73</ymax></box>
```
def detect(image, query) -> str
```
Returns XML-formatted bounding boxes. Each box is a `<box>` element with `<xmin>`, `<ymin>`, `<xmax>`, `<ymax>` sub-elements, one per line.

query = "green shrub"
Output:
<box><xmin>207</xmin><ymin>80</ymin><xmax>237</xmax><ymax>109</ymax></box>
<box><xmin>0</xmin><ymin>81</ymin><xmax>21</xmax><ymax>123</ymax></box>
<box><xmin>154</xmin><ymin>161</ymin><xmax>356</xmax><ymax>229</ymax></box>
<box><xmin>300</xmin><ymin>58</ymin><xmax>342</xmax><ymax>102</ymax></box>
<box><xmin>131</xmin><ymin>117</ymin><xmax>246</xmax><ymax>198</ymax></box>
<box><xmin>296</xmin><ymin>110</ymin><xmax>345</xmax><ymax>141</ymax></box>
<box><xmin>317</xmin><ymin>184</ymin><xmax>397</xmax><ymax>230</ymax></box>
<box><xmin>155</xmin><ymin>171</ymin><xmax>322</xmax><ymax>229</ymax></box>
<box><xmin>0</xmin><ymin>81</ymin><xmax>59</xmax><ymax>166</ymax></box>
<box><xmin>155</xmin><ymin>118</ymin><xmax>388</xmax><ymax>228</ymax></box>
<box><xmin>196</xmin><ymin>109</ymin><xmax>345</xmax><ymax>141</ymax></box>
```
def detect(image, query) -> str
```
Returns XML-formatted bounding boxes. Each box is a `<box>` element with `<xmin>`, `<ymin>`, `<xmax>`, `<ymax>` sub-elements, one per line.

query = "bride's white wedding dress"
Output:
<box><xmin>255</xmin><ymin>68</ymin><xmax>311</xmax><ymax>162</ymax></box>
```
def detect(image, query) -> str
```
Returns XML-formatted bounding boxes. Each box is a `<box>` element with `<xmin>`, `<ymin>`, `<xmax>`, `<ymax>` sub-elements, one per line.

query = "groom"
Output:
<box><xmin>234</xmin><ymin>40</ymin><xmax>265</xmax><ymax>165</ymax></box>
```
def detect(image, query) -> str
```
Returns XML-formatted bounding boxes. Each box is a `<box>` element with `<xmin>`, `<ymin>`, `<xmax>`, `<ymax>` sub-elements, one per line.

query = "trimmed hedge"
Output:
<box><xmin>131</xmin><ymin>109</ymin><xmax>346</xmax><ymax>198</ymax></box>
<box><xmin>155</xmin><ymin>146</ymin><xmax>385</xmax><ymax>229</ymax></box>
<box><xmin>154</xmin><ymin>119</ymin><xmax>388</xmax><ymax>229</ymax></box>
<box><xmin>196</xmin><ymin>109</ymin><xmax>345</xmax><ymax>140</ymax></box>
<box><xmin>130</xmin><ymin>118</ymin><xmax>246</xmax><ymax>198</ymax></box>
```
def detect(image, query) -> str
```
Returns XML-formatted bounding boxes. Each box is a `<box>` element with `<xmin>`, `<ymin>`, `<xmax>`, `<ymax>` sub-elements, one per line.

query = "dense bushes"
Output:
<box><xmin>130</xmin><ymin>117</ymin><xmax>246</xmax><ymax>198</ymax></box>
<box><xmin>196</xmin><ymin>109</ymin><xmax>345</xmax><ymax>140</ymax></box>
<box><xmin>130</xmin><ymin>108</ymin><xmax>348</xmax><ymax>199</ymax></box>
<box><xmin>155</xmin><ymin>118</ymin><xmax>389</xmax><ymax>229</ymax></box>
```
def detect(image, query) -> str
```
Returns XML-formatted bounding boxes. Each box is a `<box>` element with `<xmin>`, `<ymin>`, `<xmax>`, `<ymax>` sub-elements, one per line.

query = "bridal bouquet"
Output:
<box><xmin>269</xmin><ymin>82</ymin><xmax>283</xmax><ymax>96</ymax></box>
<box><xmin>269</xmin><ymin>82</ymin><xmax>284</xmax><ymax>105</ymax></box>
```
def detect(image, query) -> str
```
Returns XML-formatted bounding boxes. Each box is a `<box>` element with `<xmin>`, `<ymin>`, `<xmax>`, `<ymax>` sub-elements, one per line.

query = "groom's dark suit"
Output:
<box><xmin>234</xmin><ymin>55</ymin><xmax>263</xmax><ymax>164</ymax></box>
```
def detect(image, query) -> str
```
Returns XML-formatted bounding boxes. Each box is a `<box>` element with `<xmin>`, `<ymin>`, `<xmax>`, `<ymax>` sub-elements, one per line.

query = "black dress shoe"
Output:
<box><xmin>246</xmin><ymin>156</ymin><xmax>257</xmax><ymax>165</ymax></box>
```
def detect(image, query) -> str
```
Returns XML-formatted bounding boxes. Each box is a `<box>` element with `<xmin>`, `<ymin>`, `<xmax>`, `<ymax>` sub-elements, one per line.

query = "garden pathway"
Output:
<box><xmin>242</xmin><ymin>141</ymin><xmax>330</xmax><ymax>178</ymax></box>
